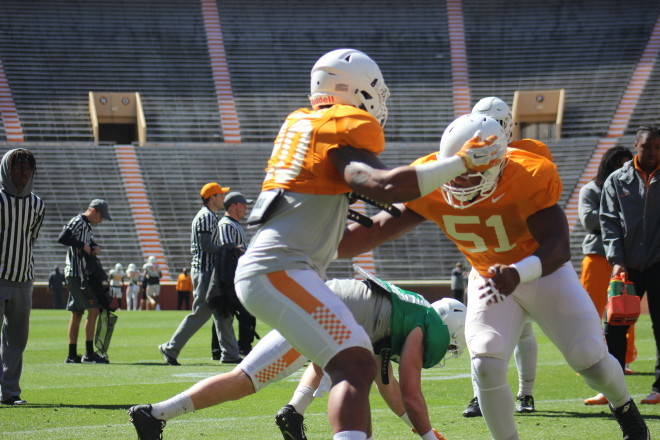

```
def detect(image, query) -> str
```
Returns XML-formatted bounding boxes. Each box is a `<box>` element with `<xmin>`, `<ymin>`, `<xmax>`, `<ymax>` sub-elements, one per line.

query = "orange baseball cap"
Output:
<box><xmin>200</xmin><ymin>182</ymin><xmax>230</xmax><ymax>199</ymax></box>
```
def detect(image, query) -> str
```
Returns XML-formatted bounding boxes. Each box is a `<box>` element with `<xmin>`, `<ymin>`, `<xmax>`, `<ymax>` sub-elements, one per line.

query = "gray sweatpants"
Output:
<box><xmin>161</xmin><ymin>270</ymin><xmax>239</xmax><ymax>361</ymax></box>
<box><xmin>0</xmin><ymin>279</ymin><xmax>32</xmax><ymax>401</ymax></box>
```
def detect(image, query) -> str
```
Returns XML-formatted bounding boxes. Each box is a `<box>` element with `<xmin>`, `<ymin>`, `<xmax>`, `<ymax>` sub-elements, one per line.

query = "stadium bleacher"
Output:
<box><xmin>0</xmin><ymin>0</ymin><xmax>659</xmax><ymax>283</ymax></box>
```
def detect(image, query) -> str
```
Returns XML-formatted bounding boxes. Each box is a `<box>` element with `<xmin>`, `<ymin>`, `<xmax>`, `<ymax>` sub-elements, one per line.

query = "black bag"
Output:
<box><xmin>82</xmin><ymin>254</ymin><xmax>118</xmax><ymax>359</ymax></box>
<box><xmin>82</xmin><ymin>254</ymin><xmax>114</xmax><ymax>311</ymax></box>
<box><xmin>207</xmin><ymin>244</ymin><xmax>260</xmax><ymax>346</ymax></box>
<box><xmin>207</xmin><ymin>244</ymin><xmax>242</xmax><ymax>313</ymax></box>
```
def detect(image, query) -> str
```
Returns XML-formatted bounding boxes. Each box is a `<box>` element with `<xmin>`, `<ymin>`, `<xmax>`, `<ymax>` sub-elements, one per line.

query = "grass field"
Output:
<box><xmin>1</xmin><ymin>309</ymin><xmax>658</xmax><ymax>439</ymax></box>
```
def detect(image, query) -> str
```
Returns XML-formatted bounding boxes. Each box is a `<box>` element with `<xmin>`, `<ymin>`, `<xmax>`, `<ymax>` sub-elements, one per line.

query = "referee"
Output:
<box><xmin>58</xmin><ymin>198</ymin><xmax>112</xmax><ymax>364</ymax></box>
<box><xmin>210</xmin><ymin>191</ymin><xmax>255</xmax><ymax>358</ymax></box>
<box><xmin>0</xmin><ymin>148</ymin><xmax>45</xmax><ymax>405</ymax></box>
<box><xmin>159</xmin><ymin>182</ymin><xmax>241</xmax><ymax>365</ymax></box>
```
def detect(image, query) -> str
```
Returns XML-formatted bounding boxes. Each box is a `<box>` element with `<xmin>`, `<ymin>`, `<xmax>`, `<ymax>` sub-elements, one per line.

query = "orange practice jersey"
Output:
<box><xmin>176</xmin><ymin>274</ymin><xmax>192</xmax><ymax>292</ymax></box>
<box><xmin>406</xmin><ymin>148</ymin><xmax>562</xmax><ymax>276</ymax></box>
<box><xmin>262</xmin><ymin>105</ymin><xmax>385</xmax><ymax>195</ymax></box>
<box><xmin>510</xmin><ymin>138</ymin><xmax>553</xmax><ymax>161</ymax></box>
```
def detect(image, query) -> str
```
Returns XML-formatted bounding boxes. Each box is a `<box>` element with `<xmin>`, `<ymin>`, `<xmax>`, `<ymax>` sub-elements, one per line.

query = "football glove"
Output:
<box><xmin>477</xmin><ymin>278</ymin><xmax>506</xmax><ymax>305</ymax></box>
<box><xmin>456</xmin><ymin>132</ymin><xmax>504</xmax><ymax>172</ymax></box>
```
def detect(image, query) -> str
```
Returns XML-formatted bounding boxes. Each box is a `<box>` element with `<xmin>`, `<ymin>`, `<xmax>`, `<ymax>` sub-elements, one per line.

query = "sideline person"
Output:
<box><xmin>601</xmin><ymin>125</ymin><xmax>660</xmax><ymax>405</ymax></box>
<box><xmin>58</xmin><ymin>199</ymin><xmax>111</xmax><ymax>364</ymax></box>
<box><xmin>158</xmin><ymin>182</ymin><xmax>241</xmax><ymax>366</ymax></box>
<box><xmin>0</xmin><ymin>149</ymin><xmax>45</xmax><ymax>405</ymax></box>
<box><xmin>579</xmin><ymin>145</ymin><xmax>635</xmax><ymax>406</ymax></box>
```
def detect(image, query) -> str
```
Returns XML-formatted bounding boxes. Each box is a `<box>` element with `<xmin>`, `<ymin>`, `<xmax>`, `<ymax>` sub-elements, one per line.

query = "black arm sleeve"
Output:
<box><xmin>57</xmin><ymin>228</ymin><xmax>85</xmax><ymax>248</ymax></box>
<box><xmin>199</xmin><ymin>231</ymin><xmax>223</xmax><ymax>254</ymax></box>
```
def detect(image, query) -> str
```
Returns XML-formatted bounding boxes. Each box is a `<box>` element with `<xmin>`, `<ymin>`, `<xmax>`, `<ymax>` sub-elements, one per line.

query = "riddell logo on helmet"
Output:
<box><xmin>311</xmin><ymin>95</ymin><xmax>336</xmax><ymax>106</ymax></box>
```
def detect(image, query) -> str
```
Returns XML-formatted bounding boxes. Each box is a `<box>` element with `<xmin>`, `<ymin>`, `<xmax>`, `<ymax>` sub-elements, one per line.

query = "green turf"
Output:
<box><xmin>1</xmin><ymin>310</ymin><xmax>658</xmax><ymax>439</ymax></box>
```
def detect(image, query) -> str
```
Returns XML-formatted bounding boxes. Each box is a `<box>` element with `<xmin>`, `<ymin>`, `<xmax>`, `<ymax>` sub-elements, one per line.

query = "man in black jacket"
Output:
<box><xmin>210</xmin><ymin>192</ymin><xmax>255</xmax><ymax>359</ymax></box>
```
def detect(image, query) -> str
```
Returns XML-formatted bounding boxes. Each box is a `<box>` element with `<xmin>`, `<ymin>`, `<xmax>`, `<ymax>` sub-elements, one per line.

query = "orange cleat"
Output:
<box><xmin>584</xmin><ymin>393</ymin><xmax>608</xmax><ymax>405</ymax></box>
<box><xmin>640</xmin><ymin>391</ymin><xmax>660</xmax><ymax>404</ymax></box>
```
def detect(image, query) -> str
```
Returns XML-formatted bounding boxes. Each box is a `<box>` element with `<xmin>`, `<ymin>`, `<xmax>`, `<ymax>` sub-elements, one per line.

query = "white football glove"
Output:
<box><xmin>456</xmin><ymin>130</ymin><xmax>505</xmax><ymax>172</ymax></box>
<box><xmin>477</xmin><ymin>278</ymin><xmax>506</xmax><ymax>305</ymax></box>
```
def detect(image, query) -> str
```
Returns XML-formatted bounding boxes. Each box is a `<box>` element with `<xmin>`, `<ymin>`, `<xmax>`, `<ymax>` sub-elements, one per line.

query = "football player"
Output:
<box><xmin>462</xmin><ymin>96</ymin><xmax>548</xmax><ymax>417</ymax></box>
<box><xmin>124</xmin><ymin>263</ymin><xmax>140</xmax><ymax>311</ymax></box>
<box><xmin>129</xmin><ymin>274</ymin><xmax>466</xmax><ymax>440</ymax></box>
<box><xmin>108</xmin><ymin>263</ymin><xmax>125</xmax><ymax>310</ymax></box>
<box><xmin>336</xmin><ymin>114</ymin><xmax>650</xmax><ymax>440</ymax></box>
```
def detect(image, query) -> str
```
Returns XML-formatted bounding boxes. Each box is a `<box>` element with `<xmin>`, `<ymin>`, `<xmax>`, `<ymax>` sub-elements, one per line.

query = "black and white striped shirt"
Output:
<box><xmin>219</xmin><ymin>215</ymin><xmax>247</xmax><ymax>249</ymax></box>
<box><xmin>190</xmin><ymin>206</ymin><xmax>219</xmax><ymax>273</ymax></box>
<box><xmin>63</xmin><ymin>214</ymin><xmax>94</xmax><ymax>278</ymax></box>
<box><xmin>0</xmin><ymin>189</ymin><xmax>45</xmax><ymax>282</ymax></box>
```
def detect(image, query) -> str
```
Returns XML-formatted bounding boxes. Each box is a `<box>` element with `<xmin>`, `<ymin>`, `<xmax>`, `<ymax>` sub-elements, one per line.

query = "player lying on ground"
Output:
<box><xmin>128</xmin><ymin>271</ymin><xmax>466</xmax><ymax>440</ymax></box>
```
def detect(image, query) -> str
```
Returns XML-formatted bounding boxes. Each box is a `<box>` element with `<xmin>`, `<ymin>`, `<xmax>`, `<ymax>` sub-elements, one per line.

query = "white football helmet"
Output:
<box><xmin>432</xmin><ymin>297</ymin><xmax>467</xmax><ymax>358</ymax></box>
<box><xmin>439</xmin><ymin>114</ymin><xmax>508</xmax><ymax>209</ymax></box>
<box><xmin>309</xmin><ymin>48</ymin><xmax>390</xmax><ymax>126</ymax></box>
<box><xmin>114</xmin><ymin>263</ymin><xmax>123</xmax><ymax>271</ymax></box>
<box><xmin>147</xmin><ymin>255</ymin><xmax>157</xmax><ymax>264</ymax></box>
<box><xmin>127</xmin><ymin>263</ymin><xmax>137</xmax><ymax>271</ymax></box>
<box><xmin>472</xmin><ymin>96</ymin><xmax>513</xmax><ymax>143</ymax></box>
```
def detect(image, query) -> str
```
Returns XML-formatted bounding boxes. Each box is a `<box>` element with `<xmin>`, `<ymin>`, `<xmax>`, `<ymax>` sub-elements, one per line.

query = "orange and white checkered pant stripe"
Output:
<box><xmin>254</xmin><ymin>347</ymin><xmax>302</xmax><ymax>384</ymax></box>
<box><xmin>266</xmin><ymin>271</ymin><xmax>352</xmax><ymax>345</ymax></box>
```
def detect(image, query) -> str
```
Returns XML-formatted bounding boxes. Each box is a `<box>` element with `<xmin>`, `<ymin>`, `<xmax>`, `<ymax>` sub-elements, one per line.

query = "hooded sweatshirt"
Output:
<box><xmin>0</xmin><ymin>149</ymin><xmax>45</xmax><ymax>282</ymax></box>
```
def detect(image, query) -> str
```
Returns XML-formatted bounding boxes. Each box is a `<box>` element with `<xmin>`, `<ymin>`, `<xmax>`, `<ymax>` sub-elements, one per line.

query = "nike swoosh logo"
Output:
<box><xmin>491</xmin><ymin>193</ymin><xmax>505</xmax><ymax>203</ymax></box>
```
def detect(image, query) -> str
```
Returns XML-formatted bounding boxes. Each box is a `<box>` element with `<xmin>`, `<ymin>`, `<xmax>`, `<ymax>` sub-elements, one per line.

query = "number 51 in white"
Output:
<box><xmin>442</xmin><ymin>215</ymin><xmax>516</xmax><ymax>253</ymax></box>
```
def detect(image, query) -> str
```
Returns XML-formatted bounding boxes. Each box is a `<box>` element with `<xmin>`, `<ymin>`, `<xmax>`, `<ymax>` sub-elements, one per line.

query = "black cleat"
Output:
<box><xmin>462</xmin><ymin>396</ymin><xmax>482</xmax><ymax>417</ymax></box>
<box><xmin>516</xmin><ymin>394</ymin><xmax>535</xmax><ymax>413</ymax></box>
<box><xmin>275</xmin><ymin>404</ymin><xmax>307</xmax><ymax>440</ymax></box>
<box><xmin>158</xmin><ymin>344</ymin><xmax>180</xmax><ymax>366</ymax></box>
<box><xmin>2</xmin><ymin>396</ymin><xmax>27</xmax><ymax>405</ymax></box>
<box><xmin>610</xmin><ymin>399</ymin><xmax>650</xmax><ymax>440</ymax></box>
<box><xmin>81</xmin><ymin>352</ymin><xmax>109</xmax><ymax>364</ymax></box>
<box><xmin>128</xmin><ymin>404</ymin><xmax>165</xmax><ymax>440</ymax></box>
<box><xmin>65</xmin><ymin>354</ymin><xmax>82</xmax><ymax>364</ymax></box>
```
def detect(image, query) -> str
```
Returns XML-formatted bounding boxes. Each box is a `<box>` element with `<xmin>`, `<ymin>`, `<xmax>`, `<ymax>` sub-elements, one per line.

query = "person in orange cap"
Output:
<box><xmin>158</xmin><ymin>182</ymin><xmax>241</xmax><ymax>366</ymax></box>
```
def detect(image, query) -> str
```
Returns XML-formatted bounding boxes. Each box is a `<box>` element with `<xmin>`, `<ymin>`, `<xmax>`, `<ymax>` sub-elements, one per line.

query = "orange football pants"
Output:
<box><xmin>581</xmin><ymin>254</ymin><xmax>636</xmax><ymax>364</ymax></box>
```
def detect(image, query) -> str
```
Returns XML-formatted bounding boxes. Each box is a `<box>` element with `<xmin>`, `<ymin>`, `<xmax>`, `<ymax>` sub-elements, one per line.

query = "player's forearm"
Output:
<box><xmin>403</xmin><ymin>396</ymin><xmax>432</xmax><ymax>436</ymax></box>
<box><xmin>344</xmin><ymin>156</ymin><xmax>466</xmax><ymax>204</ymax></box>
<box><xmin>375</xmin><ymin>362</ymin><xmax>405</xmax><ymax>416</ymax></box>
<box><xmin>338</xmin><ymin>223</ymin><xmax>381</xmax><ymax>258</ymax></box>
<box><xmin>344</xmin><ymin>163</ymin><xmax>421</xmax><ymax>203</ymax></box>
<box><xmin>338</xmin><ymin>208</ymin><xmax>422</xmax><ymax>258</ymax></box>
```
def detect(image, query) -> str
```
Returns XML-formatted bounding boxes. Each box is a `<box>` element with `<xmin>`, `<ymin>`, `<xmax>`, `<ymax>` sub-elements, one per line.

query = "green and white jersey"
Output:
<box><xmin>327</xmin><ymin>278</ymin><xmax>450</xmax><ymax>369</ymax></box>
<box><xmin>387</xmin><ymin>280</ymin><xmax>449</xmax><ymax>368</ymax></box>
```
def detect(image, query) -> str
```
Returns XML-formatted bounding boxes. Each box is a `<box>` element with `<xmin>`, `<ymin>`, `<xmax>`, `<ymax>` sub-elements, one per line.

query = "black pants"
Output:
<box><xmin>176</xmin><ymin>290</ymin><xmax>191</xmax><ymax>310</ymax></box>
<box><xmin>212</xmin><ymin>306</ymin><xmax>257</xmax><ymax>356</ymax></box>
<box><xmin>452</xmin><ymin>288</ymin><xmax>465</xmax><ymax>302</ymax></box>
<box><xmin>604</xmin><ymin>261</ymin><xmax>660</xmax><ymax>393</ymax></box>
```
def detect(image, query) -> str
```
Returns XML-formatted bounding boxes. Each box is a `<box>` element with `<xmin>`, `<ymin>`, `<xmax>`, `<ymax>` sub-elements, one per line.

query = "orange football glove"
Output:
<box><xmin>456</xmin><ymin>133</ymin><xmax>504</xmax><ymax>172</ymax></box>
